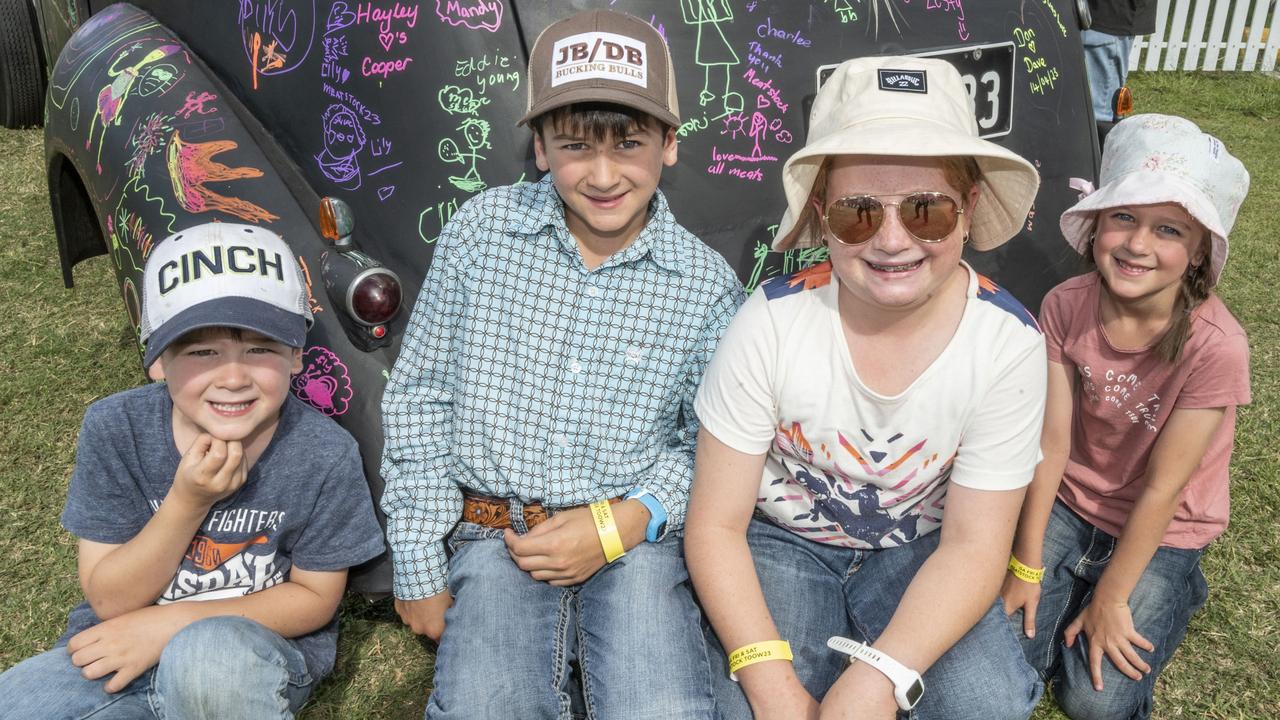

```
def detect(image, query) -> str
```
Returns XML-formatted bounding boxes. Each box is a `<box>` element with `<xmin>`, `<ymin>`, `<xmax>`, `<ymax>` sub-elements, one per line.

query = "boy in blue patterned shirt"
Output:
<box><xmin>380</xmin><ymin>8</ymin><xmax>742</xmax><ymax>719</ymax></box>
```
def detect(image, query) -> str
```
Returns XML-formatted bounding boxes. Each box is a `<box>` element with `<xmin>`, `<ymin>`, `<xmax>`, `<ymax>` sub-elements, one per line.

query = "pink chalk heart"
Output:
<box><xmin>379</xmin><ymin>32</ymin><xmax>395</xmax><ymax>51</ymax></box>
<box><xmin>757</xmin><ymin>95</ymin><xmax>770</xmax><ymax>109</ymax></box>
<box><xmin>378</xmin><ymin>185</ymin><xmax>395</xmax><ymax>201</ymax></box>
<box><xmin>304</xmin><ymin>376</ymin><xmax>339</xmax><ymax>408</ymax></box>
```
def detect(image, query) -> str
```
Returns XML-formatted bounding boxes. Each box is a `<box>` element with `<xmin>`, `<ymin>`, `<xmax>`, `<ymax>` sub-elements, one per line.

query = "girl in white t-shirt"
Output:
<box><xmin>1001</xmin><ymin>115</ymin><xmax>1250</xmax><ymax>720</ymax></box>
<box><xmin>686</xmin><ymin>56</ymin><xmax>1047</xmax><ymax>720</ymax></box>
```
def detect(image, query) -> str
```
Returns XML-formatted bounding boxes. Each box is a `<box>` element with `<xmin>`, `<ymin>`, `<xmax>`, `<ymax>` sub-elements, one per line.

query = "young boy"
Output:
<box><xmin>380</xmin><ymin>9</ymin><xmax>743</xmax><ymax>719</ymax></box>
<box><xmin>0</xmin><ymin>223</ymin><xmax>385</xmax><ymax>719</ymax></box>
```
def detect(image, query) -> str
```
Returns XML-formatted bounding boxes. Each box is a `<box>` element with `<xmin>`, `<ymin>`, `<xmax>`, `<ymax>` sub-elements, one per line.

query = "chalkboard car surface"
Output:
<box><xmin>26</xmin><ymin>0</ymin><xmax>1097</xmax><ymax>593</ymax></box>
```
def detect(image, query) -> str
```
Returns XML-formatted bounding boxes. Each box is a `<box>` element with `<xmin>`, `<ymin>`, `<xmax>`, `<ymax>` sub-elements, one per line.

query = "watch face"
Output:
<box><xmin>905</xmin><ymin>679</ymin><xmax>924</xmax><ymax>707</ymax></box>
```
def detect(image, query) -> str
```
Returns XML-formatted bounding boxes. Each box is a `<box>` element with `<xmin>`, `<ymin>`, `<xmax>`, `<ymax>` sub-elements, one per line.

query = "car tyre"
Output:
<box><xmin>0</xmin><ymin>0</ymin><xmax>46</xmax><ymax>128</ymax></box>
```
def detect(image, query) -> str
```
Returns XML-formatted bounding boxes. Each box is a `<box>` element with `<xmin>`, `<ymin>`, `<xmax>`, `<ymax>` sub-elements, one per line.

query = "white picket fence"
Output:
<box><xmin>1130</xmin><ymin>0</ymin><xmax>1280</xmax><ymax>71</ymax></box>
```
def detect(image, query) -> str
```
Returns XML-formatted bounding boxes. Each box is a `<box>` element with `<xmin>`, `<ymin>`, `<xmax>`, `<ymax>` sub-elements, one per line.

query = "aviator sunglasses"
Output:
<box><xmin>815</xmin><ymin>191</ymin><xmax>966</xmax><ymax>246</ymax></box>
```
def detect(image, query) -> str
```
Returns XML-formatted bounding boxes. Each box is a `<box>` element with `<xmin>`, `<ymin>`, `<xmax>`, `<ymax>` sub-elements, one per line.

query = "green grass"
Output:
<box><xmin>1</xmin><ymin>71</ymin><xmax>1277</xmax><ymax>719</ymax></box>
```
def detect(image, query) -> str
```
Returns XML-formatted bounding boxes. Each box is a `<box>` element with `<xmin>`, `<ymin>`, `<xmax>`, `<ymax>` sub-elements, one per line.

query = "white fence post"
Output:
<box><xmin>1164</xmin><ymin>0</ymin><xmax>1193</xmax><ymax>69</ymax></box>
<box><xmin>1264</xmin><ymin>0</ymin><xmax>1280</xmax><ymax>71</ymax></box>
<box><xmin>1182</xmin><ymin>0</ymin><xmax>1213</xmax><ymax>69</ymax></box>
<box><xmin>1203</xmin><ymin>0</ymin><xmax>1234</xmax><ymax>70</ymax></box>
<box><xmin>1242</xmin><ymin>0</ymin><xmax>1271</xmax><ymax>69</ymax></box>
<box><xmin>1224</xmin><ymin>0</ymin><xmax>1252</xmax><ymax>70</ymax></box>
<box><xmin>1145</xmin><ymin>0</ymin><xmax>1173</xmax><ymax>69</ymax></box>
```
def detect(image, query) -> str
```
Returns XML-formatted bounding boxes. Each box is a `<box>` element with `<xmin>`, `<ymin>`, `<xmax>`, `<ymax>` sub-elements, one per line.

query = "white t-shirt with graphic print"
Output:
<box><xmin>695</xmin><ymin>261</ymin><xmax>1046</xmax><ymax>549</ymax></box>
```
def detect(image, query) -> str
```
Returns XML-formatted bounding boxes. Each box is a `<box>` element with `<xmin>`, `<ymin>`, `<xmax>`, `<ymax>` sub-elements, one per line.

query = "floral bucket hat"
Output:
<box><xmin>1061</xmin><ymin>114</ymin><xmax>1250</xmax><ymax>286</ymax></box>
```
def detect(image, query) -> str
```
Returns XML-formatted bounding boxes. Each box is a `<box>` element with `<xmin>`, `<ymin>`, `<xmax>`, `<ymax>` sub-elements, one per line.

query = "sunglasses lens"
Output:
<box><xmin>900</xmin><ymin>193</ymin><xmax>960</xmax><ymax>241</ymax></box>
<box><xmin>827</xmin><ymin>196</ymin><xmax>884</xmax><ymax>245</ymax></box>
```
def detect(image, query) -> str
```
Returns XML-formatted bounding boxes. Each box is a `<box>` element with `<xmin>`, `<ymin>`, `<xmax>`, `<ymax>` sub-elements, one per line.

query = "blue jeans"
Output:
<box><xmin>1011</xmin><ymin>501</ymin><xmax>1208</xmax><ymax>720</ymax></box>
<box><xmin>0</xmin><ymin>616</ymin><xmax>313</xmax><ymax>719</ymax></box>
<box><xmin>707</xmin><ymin>518</ymin><xmax>1042</xmax><ymax>720</ymax></box>
<box><xmin>1082</xmin><ymin>29</ymin><xmax>1136</xmax><ymax>123</ymax></box>
<box><xmin>426</xmin><ymin>521</ymin><xmax>716</xmax><ymax>720</ymax></box>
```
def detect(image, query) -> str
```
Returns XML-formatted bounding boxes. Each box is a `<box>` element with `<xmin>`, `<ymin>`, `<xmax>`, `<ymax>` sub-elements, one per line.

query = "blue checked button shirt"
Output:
<box><xmin>380</xmin><ymin>175</ymin><xmax>744</xmax><ymax>599</ymax></box>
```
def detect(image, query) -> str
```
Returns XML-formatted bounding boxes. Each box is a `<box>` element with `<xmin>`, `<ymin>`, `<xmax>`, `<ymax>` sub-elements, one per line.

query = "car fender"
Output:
<box><xmin>43</xmin><ymin>3</ymin><xmax>392</xmax><ymax>590</ymax></box>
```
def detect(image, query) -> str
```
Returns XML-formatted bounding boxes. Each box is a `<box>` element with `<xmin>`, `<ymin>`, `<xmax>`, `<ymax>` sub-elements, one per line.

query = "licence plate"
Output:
<box><xmin>817</xmin><ymin>42</ymin><xmax>1016</xmax><ymax>139</ymax></box>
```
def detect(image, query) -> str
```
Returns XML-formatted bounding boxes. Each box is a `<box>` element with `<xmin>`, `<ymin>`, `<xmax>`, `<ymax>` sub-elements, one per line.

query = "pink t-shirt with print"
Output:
<box><xmin>1042</xmin><ymin>272</ymin><xmax>1250</xmax><ymax>549</ymax></box>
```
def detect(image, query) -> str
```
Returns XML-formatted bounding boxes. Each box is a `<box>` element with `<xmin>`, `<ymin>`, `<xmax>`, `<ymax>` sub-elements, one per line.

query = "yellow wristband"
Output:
<box><xmin>1008</xmin><ymin>554</ymin><xmax>1044</xmax><ymax>584</ymax></box>
<box><xmin>727</xmin><ymin>640</ymin><xmax>793</xmax><ymax>677</ymax></box>
<box><xmin>590</xmin><ymin>500</ymin><xmax>626</xmax><ymax>563</ymax></box>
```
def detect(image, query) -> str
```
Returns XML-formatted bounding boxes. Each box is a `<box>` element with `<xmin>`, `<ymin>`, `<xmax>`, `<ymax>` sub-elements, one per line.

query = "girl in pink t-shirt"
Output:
<box><xmin>1001</xmin><ymin>114</ymin><xmax>1251</xmax><ymax>720</ymax></box>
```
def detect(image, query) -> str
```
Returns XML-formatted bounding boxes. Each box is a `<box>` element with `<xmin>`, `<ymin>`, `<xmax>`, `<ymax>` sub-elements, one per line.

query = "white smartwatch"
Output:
<box><xmin>827</xmin><ymin>636</ymin><xmax>924</xmax><ymax>711</ymax></box>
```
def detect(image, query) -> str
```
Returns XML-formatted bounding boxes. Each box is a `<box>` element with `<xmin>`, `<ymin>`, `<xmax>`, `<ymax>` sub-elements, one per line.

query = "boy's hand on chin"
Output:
<box><xmin>66</xmin><ymin>605</ymin><xmax>188</xmax><ymax>693</ymax></box>
<box><xmin>171</xmin><ymin>434</ymin><xmax>248</xmax><ymax>510</ymax></box>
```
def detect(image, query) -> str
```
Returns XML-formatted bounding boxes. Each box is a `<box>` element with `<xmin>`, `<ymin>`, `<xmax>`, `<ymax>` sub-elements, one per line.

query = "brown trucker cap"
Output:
<box><xmin>518</xmin><ymin>9</ymin><xmax>680</xmax><ymax>128</ymax></box>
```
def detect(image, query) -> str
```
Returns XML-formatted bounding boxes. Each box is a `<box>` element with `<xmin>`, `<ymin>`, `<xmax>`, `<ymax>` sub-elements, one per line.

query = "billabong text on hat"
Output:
<box><xmin>878</xmin><ymin>69</ymin><xmax>928</xmax><ymax>93</ymax></box>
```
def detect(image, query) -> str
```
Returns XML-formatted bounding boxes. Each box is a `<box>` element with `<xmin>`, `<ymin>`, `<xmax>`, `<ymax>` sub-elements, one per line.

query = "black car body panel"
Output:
<box><xmin>40</xmin><ymin>0</ymin><xmax>1098</xmax><ymax>593</ymax></box>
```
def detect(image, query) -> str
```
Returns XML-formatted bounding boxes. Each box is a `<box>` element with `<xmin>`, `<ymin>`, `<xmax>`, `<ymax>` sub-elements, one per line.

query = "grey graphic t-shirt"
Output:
<box><xmin>59</xmin><ymin>383</ymin><xmax>385</xmax><ymax>678</ymax></box>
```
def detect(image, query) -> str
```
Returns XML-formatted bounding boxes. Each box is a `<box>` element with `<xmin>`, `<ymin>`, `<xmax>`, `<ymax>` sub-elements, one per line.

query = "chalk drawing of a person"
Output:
<box><xmin>680</xmin><ymin>0</ymin><xmax>743</xmax><ymax>115</ymax></box>
<box><xmin>830</xmin><ymin>0</ymin><xmax>858</xmax><ymax>23</ymax></box>
<box><xmin>439</xmin><ymin>117</ymin><xmax>490</xmax><ymax>193</ymax></box>
<box><xmin>316</xmin><ymin>103</ymin><xmax>366</xmax><ymax>190</ymax></box>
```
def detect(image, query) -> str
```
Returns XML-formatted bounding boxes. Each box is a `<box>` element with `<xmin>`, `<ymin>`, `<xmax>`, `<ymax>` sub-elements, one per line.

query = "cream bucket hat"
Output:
<box><xmin>774</xmin><ymin>56</ymin><xmax>1040</xmax><ymax>252</ymax></box>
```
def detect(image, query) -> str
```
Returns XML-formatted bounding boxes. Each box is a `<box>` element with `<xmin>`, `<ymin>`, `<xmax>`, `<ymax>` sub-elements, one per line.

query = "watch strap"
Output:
<box><xmin>827</xmin><ymin>636</ymin><xmax>924</xmax><ymax>711</ymax></box>
<box><xmin>623</xmin><ymin>488</ymin><xmax>668</xmax><ymax>542</ymax></box>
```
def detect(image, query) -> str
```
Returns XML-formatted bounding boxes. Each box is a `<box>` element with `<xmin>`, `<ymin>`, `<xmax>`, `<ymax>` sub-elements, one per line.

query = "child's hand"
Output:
<box><xmin>395</xmin><ymin>593</ymin><xmax>452</xmax><ymax>641</ymax></box>
<box><xmin>756</xmin><ymin>686</ymin><xmax>820</xmax><ymax>720</ymax></box>
<box><xmin>66</xmin><ymin>605</ymin><xmax>184</xmax><ymax>693</ymax></box>
<box><xmin>1064</xmin><ymin>598</ymin><xmax>1154</xmax><ymax>690</ymax></box>
<box><xmin>1000</xmin><ymin>572</ymin><xmax>1043</xmax><ymax>638</ymax></box>
<box><xmin>820</xmin><ymin>659</ymin><xmax>898</xmax><ymax>720</ymax></box>
<box><xmin>503</xmin><ymin>506</ymin><xmax>607</xmax><ymax>586</ymax></box>
<box><xmin>170</xmin><ymin>434</ymin><xmax>247</xmax><ymax>510</ymax></box>
<box><xmin>735</xmin><ymin>659</ymin><xmax>820</xmax><ymax>720</ymax></box>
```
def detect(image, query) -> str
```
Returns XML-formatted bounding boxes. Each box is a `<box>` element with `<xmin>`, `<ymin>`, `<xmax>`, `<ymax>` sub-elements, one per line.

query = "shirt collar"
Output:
<box><xmin>515</xmin><ymin>174</ymin><xmax>689</xmax><ymax>276</ymax></box>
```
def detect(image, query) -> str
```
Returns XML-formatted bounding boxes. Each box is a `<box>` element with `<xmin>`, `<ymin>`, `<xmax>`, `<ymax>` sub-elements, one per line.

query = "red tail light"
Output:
<box><xmin>349</xmin><ymin>270</ymin><xmax>401</xmax><ymax>326</ymax></box>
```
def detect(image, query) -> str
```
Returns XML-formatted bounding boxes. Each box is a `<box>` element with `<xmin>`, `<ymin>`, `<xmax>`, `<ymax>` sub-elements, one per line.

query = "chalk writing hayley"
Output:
<box><xmin>352</xmin><ymin>1</ymin><xmax>420</xmax><ymax>33</ymax></box>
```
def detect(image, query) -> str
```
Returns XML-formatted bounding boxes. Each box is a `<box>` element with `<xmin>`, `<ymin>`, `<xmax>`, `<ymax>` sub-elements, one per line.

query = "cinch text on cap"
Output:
<box><xmin>159</xmin><ymin>245</ymin><xmax>286</xmax><ymax>295</ymax></box>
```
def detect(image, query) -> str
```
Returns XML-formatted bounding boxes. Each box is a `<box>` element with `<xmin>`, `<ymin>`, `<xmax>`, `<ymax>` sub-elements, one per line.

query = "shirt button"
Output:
<box><xmin>569</xmin><ymin>360</ymin><xmax>582</xmax><ymax>374</ymax></box>
<box><xmin>586</xmin><ymin>285</ymin><xmax>600</xmax><ymax>297</ymax></box>
<box><xmin>552</xmin><ymin>434</ymin><xmax>569</xmax><ymax>448</ymax></box>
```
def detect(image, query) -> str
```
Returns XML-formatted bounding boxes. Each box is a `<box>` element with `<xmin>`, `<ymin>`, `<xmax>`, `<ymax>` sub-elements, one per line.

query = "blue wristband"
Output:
<box><xmin>623</xmin><ymin>488</ymin><xmax>668</xmax><ymax>542</ymax></box>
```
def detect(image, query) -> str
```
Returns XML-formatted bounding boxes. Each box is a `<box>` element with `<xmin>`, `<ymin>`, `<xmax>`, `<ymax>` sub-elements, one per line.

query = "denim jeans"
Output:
<box><xmin>1011</xmin><ymin>501</ymin><xmax>1208</xmax><ymax>720</ymax></box>
<box><xmin>706</xmin><ymin>518</ymin><xmax>1042</xmax><ymax>720</ymax></box>
<box><xmin>0</xmin><ymin>616</ymin><xmax>313</xmax><ymax>719</ymax></box>
<box><xmin>1082</xmin><ymin>29</ymin><xmax>1136</xmax><ymax>123</ymax></box>
<box><xmin>425</xmin><ymin>521</ymin><xmax>716</xmax><ymax>720</ymax></box>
